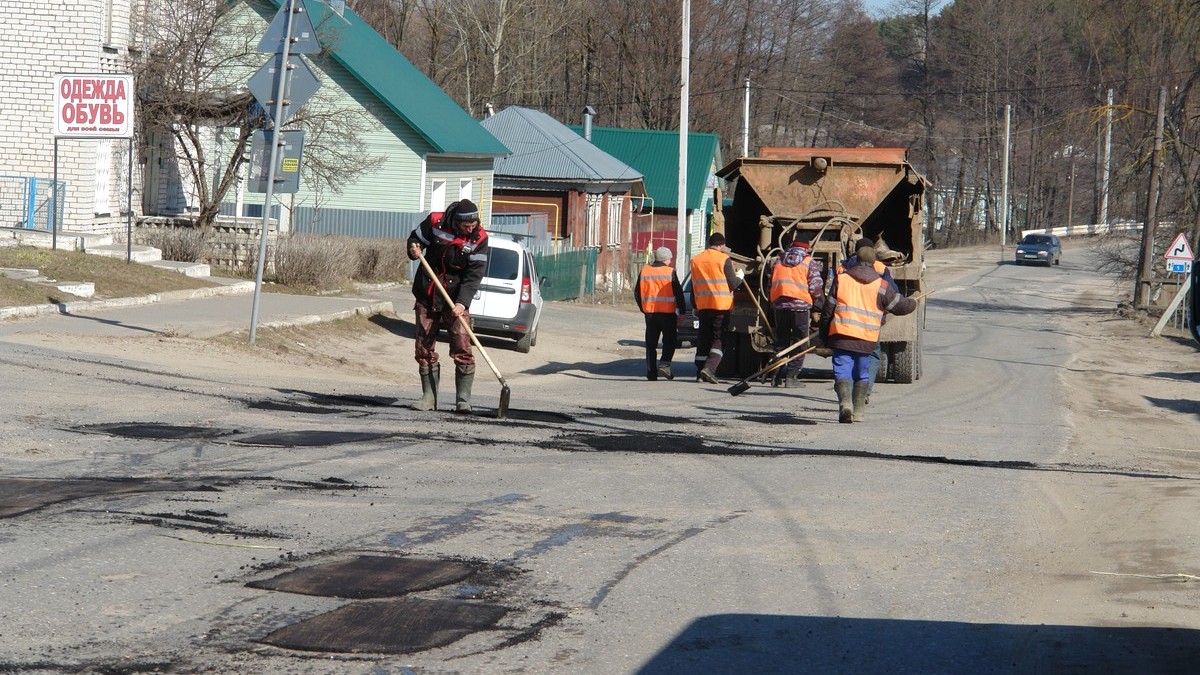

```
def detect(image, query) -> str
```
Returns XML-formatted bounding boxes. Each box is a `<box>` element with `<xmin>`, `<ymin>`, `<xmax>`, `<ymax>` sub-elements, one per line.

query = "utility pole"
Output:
<box><xmin>1100</xmin><ymin>88</ymin><xmax>1113</xmax><ymax>228</ymax></box>
<box><xmin>1136</xmin><ymin>86</ymin><xmax>1166</xmax><ymax>307</ymax></box>
<box><xmin>678</xmin><ymin>0</ymin><xmax>690</xmax><ymax>265</ymax></box>
<box><xmin>1000</xmin><ymin>104</ymin><xmax>1011</xmax><ymax>249</ymax></box>
<box><xmin>1066</xmin><ymin>153</ymin><xmax>1075</xmax><ymax>232</ymax></box>
<box><xmin>742</xmin><ymin>77</ymin><xmax>750</xmax><ymax>158</ymax></box>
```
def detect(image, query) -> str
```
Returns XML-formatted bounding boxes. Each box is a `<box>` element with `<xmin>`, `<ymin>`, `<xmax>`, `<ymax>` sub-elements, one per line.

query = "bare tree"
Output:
<box><xmin>133</xmin><ymin>0</ymin><xmax>382</xmax><ymax>228</ymax></box>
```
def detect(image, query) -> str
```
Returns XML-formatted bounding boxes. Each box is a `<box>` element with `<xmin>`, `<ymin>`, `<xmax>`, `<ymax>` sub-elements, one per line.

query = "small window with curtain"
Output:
<box><xmin>606</xmin><ymin>194</ymin><xmax>622</xmax><ymax>247</ymax></box>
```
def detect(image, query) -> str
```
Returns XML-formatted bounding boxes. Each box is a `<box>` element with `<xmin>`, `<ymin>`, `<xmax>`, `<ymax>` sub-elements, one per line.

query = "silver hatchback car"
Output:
<box><xmin>470</xmin><ymin>234</ymin><xmax>545</xmax><ymax>353</ymax></box>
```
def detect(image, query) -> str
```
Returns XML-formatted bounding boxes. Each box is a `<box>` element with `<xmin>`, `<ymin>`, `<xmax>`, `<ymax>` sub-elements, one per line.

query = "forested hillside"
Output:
<box><xmin>352</xmin><ymin>0</ymin><xmax>1200</xmax><ymax>246</ymax></box>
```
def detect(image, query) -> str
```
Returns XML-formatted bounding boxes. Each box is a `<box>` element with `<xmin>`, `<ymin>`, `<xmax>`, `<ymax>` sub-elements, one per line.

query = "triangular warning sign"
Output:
<box><xmin>1164</xmin><ymin>232</ymin><xmax>1194</xmax><ymax>260</ymax></box>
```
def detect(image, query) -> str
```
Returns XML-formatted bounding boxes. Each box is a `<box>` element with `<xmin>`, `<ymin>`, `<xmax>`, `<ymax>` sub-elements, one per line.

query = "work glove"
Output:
<box><xmin>735</xmin><ymin>268</ymin><xmax>745</xmax><ymax>280</ymax></box>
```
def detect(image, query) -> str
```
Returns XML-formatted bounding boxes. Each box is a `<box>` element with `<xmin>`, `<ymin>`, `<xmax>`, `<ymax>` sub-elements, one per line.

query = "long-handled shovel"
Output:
<box><xmin>727</xmin><ymin>347</ymin><xmax>816</xmax><ymax>396</ymax></box>
<box><xmin>414</xmin><ymin>250</ymin><xmax>511</xmax><ymax>419</ymax></box>
<box><xmin>726</xmin><ymin>335</ymin><xmax>812</xmax><ymax>396</ymax></box>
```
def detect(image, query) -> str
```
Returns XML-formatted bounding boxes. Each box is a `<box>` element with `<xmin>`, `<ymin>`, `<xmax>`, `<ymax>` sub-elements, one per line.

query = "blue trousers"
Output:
<box><xmin>832</xmin><ymin>349</ymin><xmax>873</xmax><ymax>382</ymax></box>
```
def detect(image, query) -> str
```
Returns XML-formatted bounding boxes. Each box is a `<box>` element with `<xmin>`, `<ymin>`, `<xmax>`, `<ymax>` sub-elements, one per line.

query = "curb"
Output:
<box><xmin>0</xmin><ymin>281</ymin><xmax>256</xmax><ymax>322</ymax></box>
<box><xmin>258</xmin><ymin>301</ymin><xmax>395</xmax><ymax>330</ymax></box>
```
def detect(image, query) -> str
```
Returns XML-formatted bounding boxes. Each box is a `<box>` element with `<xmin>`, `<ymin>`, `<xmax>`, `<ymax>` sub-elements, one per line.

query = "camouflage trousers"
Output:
<box><xmin>414</xmin><ymin>302</ymin><xmax>474</xmax><ymax>369</ymax></box>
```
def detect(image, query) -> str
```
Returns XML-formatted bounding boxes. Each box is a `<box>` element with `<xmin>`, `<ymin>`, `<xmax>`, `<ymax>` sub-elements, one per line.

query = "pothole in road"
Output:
<box><xmin>257</xmin><ymin>597</ymin><xmax>508</xmax><ymax>655</ymax></box>
<box><xmin>246</xmin><ymin>554</ymin><xmax>527</xmax><ymax>655</ymax></box>
<box><xmin>226</xmin><ymin>430</ymin><xmax>395</xmax><ymax>447</ymax></box>
<box><xmin>247</xmin><ymin>555</ymin><xmax>476</xmax><ymax>599</ymax></box>
<box><xmin>553</xmin><ymin>432</ymin><xmax>722</xmax><ymax>454</ymax></box>
<box><xmin>76</xmin><ymin>422</ymin><xmax>239</xmax><ymax>440</ymax></box>
<box><xmin>736</xmin><ymin>414</ymin><xmax>818</xmax><ymax>425</ymax></box>
<box><xmin>71</xmin><ymin>422</ymin><xmax>396</xmax><ymax>448</ymax></box>
<box><xmin>0</xmin><ymin>477</ymin><xmax>214</xmax><ymax>518</ymax></box>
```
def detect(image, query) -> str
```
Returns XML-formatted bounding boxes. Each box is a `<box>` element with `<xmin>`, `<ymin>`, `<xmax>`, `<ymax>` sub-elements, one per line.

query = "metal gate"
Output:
<box><xmin>0</xmin><ymin>175</ymin><xmax>66</xmax><ymax>231</ymax></box>
<box><xmin>534</xmin><ymin>248</ymin><xmax>597</xmax><ymax>301</ymax></box>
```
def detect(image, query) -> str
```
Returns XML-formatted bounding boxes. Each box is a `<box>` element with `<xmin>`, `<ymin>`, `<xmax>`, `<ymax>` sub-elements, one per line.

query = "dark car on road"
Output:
<box><xmin>1015</xmin><ymin>233</ymin><xmax>1062</xmax><ymax>266</ymax></box>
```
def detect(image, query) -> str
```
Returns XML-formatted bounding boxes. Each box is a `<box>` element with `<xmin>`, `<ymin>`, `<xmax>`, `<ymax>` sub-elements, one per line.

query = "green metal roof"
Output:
<box><xmin>264</xmin><ymin>0</ymin><xmax>508</xmax><ymax>157</ymax></box>
<box><xmin>568</xmin><ymin>126</ymin><xmax>720</xmax><ymax>210</ymax></box>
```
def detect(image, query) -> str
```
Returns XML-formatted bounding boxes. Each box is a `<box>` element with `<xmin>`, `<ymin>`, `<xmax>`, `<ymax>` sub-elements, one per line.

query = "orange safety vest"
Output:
<box><xmin>690</xmin><ymin>248</ymin><xmax>733</xmax><ymax>311</ymax></box>
<box><xmin>638</xmin><ymin>264</ymin><xmax>677</xmax><ymax>313</ymax></box>
<box><xmin>830</xmin><ymin>273</ymin><xmax>885</xmax><ymax>342</ymax></box>
<box><xmin>770</xmin><ymin>256</ymin><xmax>814</xmax><ymax>304</ymax></box>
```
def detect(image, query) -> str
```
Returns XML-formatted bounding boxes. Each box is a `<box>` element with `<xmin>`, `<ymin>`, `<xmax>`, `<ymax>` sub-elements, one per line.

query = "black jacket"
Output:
<box><xmin>407</xmin><ymin>203</ymin><xmax>489</xmax><ymax>311</ymax></box>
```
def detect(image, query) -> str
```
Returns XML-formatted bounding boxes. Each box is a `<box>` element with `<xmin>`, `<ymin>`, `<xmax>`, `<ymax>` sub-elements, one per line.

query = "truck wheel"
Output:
<box><xmin>516</xmin><ymin>332</ymin><xmax>533</xmax><ymax>354</ymax></box>
<box><xmin>890</xmin><ymin>341</ymin><xmax>917</xmax><ymax>384</ymax></box>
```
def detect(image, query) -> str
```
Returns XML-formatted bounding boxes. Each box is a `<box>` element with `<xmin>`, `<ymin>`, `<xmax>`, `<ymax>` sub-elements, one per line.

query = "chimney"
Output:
<box><xmin>582</xmin><ymin>105</ymin><xmax>597</xmax><ymax>141</ymax></box>
<box><xmin>485</xmin><ymin>102</ymin><xmax>496</xmax><ymax>118</ymax></box>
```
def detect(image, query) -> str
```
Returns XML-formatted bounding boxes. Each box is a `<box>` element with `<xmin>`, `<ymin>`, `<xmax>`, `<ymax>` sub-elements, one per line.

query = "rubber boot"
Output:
<box><xmin>835</xmin><ymin>379</ymin><xmax>854</xmax><ymax>423</ymax></box>
<box><xmin>455</xmin><ymin>365</ymin><xmax>475</xmax><ymax>414</ymax></box>
<box><xmin>852</xmin><ymin>382</ymin><xmax>870</xmax><ymax>422</ymax></box>
<box><xmin>414</xmin><ymin>364</ymin><xmax>439</xmax><ymax>411</ymax></box>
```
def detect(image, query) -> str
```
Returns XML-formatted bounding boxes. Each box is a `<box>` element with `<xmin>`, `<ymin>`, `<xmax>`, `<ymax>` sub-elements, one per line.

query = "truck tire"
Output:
<box><xmin>889</xmin><ymin>341</ymin><xmax>918</xmax><ymax>384</ymax></box>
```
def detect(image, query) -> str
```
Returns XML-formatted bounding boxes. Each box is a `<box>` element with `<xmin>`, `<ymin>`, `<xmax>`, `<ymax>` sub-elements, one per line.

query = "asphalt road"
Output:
<box><xmin>1</xmin><ymin>245</ymin><xmax>1197</xmax><ymax>674</ymax></box>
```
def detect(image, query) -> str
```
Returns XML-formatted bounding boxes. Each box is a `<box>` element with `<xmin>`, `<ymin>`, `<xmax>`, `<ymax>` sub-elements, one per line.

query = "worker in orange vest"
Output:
<box><xmin>689</xmin><ymin>232</ymin><xmax>743</xmax><ymax>383</ymax></box>
<box><xmin>822</xmin><ymin>243</ymin><xmax>916</xmax><ymax>423</ymax></box>
<box><xmin>635</xmin><ymin>247</ymin><xmax>686</xmax><ymax>381</ymax></box>
<box><xmin>768</xmin><ymin>239</ymin><xmax>824</xmax><ymax>387</ymax></box>
<box><xmin>836</xmin><ymin>239</ymin><xmax>901</xmax><ymax>401</ymax></box>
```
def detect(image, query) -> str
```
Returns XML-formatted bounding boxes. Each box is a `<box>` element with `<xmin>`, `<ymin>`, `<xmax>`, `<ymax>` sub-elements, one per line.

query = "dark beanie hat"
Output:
<box><xmin>857</xmin><ymin>244</ymin><xmax>877</xmax><ymax>265</ymax></box>
<box><xmin>707</xmin><ymin>232</ymin><xmax>726</xmax><ymax>247</ymax></box>
<box><xmin>454</xmin><ymin>199</ymin><xmax>480</xmax><ymax>221</ymax></box>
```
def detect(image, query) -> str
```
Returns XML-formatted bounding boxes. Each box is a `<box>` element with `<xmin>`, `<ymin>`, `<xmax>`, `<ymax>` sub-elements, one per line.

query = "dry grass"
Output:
<box><xmin>0</xmin><ymin>245</ymin><xmax>218</xmax><ymax>308</ymax></box>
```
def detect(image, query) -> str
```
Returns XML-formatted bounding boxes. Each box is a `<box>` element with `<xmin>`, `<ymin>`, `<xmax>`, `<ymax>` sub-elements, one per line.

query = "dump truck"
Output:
<box><xmin>713</xmin><ymin>147</ymin><xmax>930</xmax><ymax>383</ymax></box>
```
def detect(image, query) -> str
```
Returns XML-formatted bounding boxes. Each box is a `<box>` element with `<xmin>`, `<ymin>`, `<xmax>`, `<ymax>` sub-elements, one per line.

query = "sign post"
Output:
<box><xmin>247</xmin><ymin>0</ymin><xmax>321</xmax><ymax>344</ymax></box>
<box><xmin>52</xmin><ymin>73</ymin><xmax>136</xmax><ymax>255</ymax></box>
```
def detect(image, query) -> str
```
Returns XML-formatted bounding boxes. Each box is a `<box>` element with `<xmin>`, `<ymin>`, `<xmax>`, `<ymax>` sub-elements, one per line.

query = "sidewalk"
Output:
<box><xmin>0</xmin><ymin>277</ymin><xmax>396</xmax><ymax>339</ymax></box>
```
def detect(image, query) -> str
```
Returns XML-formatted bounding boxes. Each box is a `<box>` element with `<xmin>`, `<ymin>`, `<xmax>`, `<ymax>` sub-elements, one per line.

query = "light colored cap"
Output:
<box><xmin>654</xmin><ymin>247</ymin><xmax>673</xmax><ymax>262</ymax></box>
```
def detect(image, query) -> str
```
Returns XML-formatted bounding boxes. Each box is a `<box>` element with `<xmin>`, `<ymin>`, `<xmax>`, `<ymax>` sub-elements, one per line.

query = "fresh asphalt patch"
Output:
<box><xmin>0</xmin><ymin>477</ymin><xmax>216</xmax><ymax>518</ymax></box>
<box><xmin>257</xmin><ymin>597</ymin><xmax>508</xmax><ymax>654</ymax></box>
<box><xmin>247</xmin><ymin>555</ymin><xmax>477</xmax><ymax>598</ymax></box>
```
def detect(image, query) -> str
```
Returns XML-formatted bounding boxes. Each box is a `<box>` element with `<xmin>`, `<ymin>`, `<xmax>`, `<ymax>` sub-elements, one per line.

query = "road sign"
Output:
<box><xmin>1168</xmin><ymin>260</ymin><xmax>1191</xmax><ymax>274</ymax></box>
<box><xmin>247</xmin><ymin>54</ymin><xmax>321</xmax><ymax>125</ymax></box>
<box><xmin>258</xmin><ymin>1</ymin><xmax>320</xmax><ymax>54</ymax></box>
<box><xmin>1164</xmin><ymin>232</ymin><xmax>1194</xmax><ymax>260</ymax></box>
<box><xmin>248</xmin><ymin>130</ymin><xmax>305</xmax><ymax>194</ymax></box>
<box><xmin>54</xmin><ymin>73</ymin><xmax>135</xmax><ymax>138</ymax></box>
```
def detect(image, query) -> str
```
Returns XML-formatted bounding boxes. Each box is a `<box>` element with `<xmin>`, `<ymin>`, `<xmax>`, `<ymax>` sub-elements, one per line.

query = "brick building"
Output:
<box><xmin>1</xmin><ymin>0</ymin><xmax>141</xmax><ymax>235</ymax></box>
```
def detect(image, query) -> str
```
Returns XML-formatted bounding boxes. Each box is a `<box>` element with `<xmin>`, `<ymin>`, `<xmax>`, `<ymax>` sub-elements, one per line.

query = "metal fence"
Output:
<box><xmin>0</xmin><ymin>175</ymin><xmax>66</xmax><ymax>231</ymax></box>
<box><xmin>534</xmin><ymin>248</ymin><xmax>597</xmax><ymax>301</ymax></box>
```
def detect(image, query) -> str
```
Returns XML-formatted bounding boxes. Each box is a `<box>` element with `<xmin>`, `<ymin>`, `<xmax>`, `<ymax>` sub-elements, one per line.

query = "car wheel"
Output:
<box><xmin>516</xmin><ymin>332</ymin><xmax>533</xmax><ymax>354</ymax></box>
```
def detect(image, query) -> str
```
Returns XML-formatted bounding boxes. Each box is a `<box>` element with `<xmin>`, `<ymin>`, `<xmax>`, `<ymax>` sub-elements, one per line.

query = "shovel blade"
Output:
<box><xmin>727</xmin><ymin>380</ymin><xmax>751</xmax><ymax>396</ymax></box>
<box><xmin>497</xmin><ymin>385</ymin><xmax>511</xmax><ymax>419</ymax></box>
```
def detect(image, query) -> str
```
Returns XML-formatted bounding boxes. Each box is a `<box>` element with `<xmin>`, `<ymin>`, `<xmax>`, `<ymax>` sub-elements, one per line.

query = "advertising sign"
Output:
<box><xmin>54</xmin><ymin>74</ymin><xmax>135</xmax><ymax>138</ymax></box>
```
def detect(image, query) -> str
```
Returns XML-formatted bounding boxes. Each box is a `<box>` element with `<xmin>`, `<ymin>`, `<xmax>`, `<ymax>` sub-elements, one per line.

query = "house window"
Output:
<box><xmin>431</xmin><ymin>180</ymin><xmax>446</xmax><ymax>211</ymax></box>
<box><xmin>606</xmin><ymin>194</ymin><xmax>622</xmax><ymax>247</ymax></box>
<box><xmin>585</xmin><ymin>194</ymin><xmax>603</xmax><ymax>247</ymax></box>
<box><xmin>459</xmin><ymin>178</ymin><xmax>473</xmax><ymax>201</ymax></box>
<box><xmin>94</xmin><ymin>140</ymin><xmax>112</xmax><ymax>215</ymax></box>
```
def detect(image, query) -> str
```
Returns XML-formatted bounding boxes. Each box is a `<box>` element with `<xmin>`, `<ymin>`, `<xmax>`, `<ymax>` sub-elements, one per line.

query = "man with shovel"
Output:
<box><xmin>407</xmin><ymin>199</ymin><xmax>489</xmax><ymax>413</ymax></box>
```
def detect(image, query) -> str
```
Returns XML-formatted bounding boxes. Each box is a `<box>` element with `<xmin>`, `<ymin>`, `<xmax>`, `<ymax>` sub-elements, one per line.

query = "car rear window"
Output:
<box><xmin>485</xmin><ymin>248</ymin><xmax>519</xmax><ymax>281</ymax></box>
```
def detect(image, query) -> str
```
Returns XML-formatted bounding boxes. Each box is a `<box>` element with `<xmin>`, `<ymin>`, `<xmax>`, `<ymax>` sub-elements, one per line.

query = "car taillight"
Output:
<box><xmin>520</xmin><ymin>276</ymin><xmax>531</xmax><ymax>303</ymax></box>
